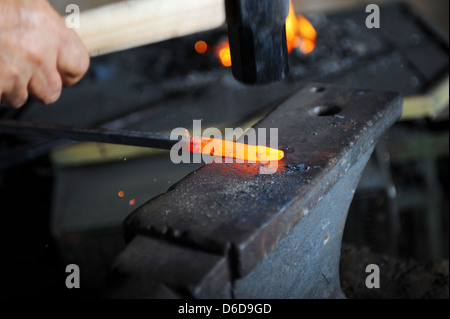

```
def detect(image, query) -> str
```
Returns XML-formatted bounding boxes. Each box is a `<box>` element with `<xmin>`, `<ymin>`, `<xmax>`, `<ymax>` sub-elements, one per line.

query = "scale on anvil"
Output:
<box><xmin>0</xmin><ymin>2</ymin><xmax>448</xmax><ymax>297</ymax></box>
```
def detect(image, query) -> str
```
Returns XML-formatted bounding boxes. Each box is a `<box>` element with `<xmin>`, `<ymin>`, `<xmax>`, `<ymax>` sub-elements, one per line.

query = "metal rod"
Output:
<box><xmin>0</xmin><ymin>119</ymin><xmax>179</xmax><ymax>150</ymax></box>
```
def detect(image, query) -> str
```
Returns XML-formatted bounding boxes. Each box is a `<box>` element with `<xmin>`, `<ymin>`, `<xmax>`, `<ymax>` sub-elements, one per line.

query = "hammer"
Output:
<box><xmin>73</xmin><ymin>0</ymin><xmax>289</xmax><ymax>84</ymax></box>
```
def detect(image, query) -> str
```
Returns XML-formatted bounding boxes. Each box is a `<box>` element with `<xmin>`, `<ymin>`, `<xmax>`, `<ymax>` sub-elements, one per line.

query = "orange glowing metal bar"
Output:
<box><xmin>189</xmin><ymin>137</ymin><xmax>284</xmax><ymax>162</ymax></box>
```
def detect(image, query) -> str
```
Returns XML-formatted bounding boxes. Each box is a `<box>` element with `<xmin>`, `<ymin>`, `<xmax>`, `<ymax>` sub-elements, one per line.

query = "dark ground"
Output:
<box><xmin>340</xmin><ymin>243</ymin><xmax>449</xmax><ymax>299</ymax></box>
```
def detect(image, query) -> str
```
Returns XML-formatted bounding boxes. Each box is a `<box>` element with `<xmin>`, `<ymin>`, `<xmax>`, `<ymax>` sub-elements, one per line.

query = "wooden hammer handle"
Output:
<box><xmin>71</xmin><ymin>0</ymin><xmax>226</xmax><ymax>56</ymax></box>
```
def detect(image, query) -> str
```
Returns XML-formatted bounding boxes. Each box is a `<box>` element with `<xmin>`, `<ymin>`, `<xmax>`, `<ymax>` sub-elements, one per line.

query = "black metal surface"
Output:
<box><xmin>234</xmin><ymin>148</ymin><xmax>374</xmax><ymax>298</ymax></box>
<box><xmin>108</xmin><ymin>235</ymin><xmax>231</xmax><ymax>299</ymax></box>
<box><xmin>111</xmin><ymin>83</ymin><xmax>402</xmax><ymax>297</ymax></box>
<box><xmin>226</xmin><ymin>0</ymin><xmax>290</xmax><ymax>84</ymax></box>
<box><xmin>0</xmin><ymin>119</ymin><xmax>178</xmax><ymax>150</ymax></box>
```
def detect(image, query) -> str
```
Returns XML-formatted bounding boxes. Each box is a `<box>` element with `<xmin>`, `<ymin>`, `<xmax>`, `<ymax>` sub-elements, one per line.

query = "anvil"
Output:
<box><xmin>108</xmin><ymin>83</ymin><xmax>402</xmax><ymax>298</ymax></box>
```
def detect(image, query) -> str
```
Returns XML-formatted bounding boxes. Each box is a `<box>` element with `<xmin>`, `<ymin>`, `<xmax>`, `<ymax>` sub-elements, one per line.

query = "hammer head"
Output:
<box><xmin>226</xmin><ymin>0</ymin><xmax>290</xmax><ymax>84</ymax></box>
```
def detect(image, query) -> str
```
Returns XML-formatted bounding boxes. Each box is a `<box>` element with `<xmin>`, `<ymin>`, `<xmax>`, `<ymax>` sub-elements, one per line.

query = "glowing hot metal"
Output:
<box><xmin>189</xmin><ymin>137</ymin><xmax>285</xmax><ymax>162</ymax></box>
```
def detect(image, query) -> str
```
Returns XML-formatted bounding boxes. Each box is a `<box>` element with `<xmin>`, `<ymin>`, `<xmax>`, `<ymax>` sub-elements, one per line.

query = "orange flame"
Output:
<box><xmin>216</xmin><ymin>40</ymin><xmax>232</xmax><ymax>67</ymax></box>
<box><xmin>189</xmin><ymin>137</ymin><xmax>284</xmax><ymax>162</ymax></box>
<box><xmin>286</xmin><ymin>1</ymin><xmax>301</xmax><ymax>53</ymax></box>
<box><xmin>286</xmin><ymin>1</ymin><xmax>317</xmax><ymax>54</ymax></box>
<box><xmin>296</xmin><ymin>14</ymin><xmax>317</xmax><ymax>54</ymax></box>
<box><xmin>209</xmin><ymin>0</ymin><xmax>316</xmax><ymax>67</ymax></box>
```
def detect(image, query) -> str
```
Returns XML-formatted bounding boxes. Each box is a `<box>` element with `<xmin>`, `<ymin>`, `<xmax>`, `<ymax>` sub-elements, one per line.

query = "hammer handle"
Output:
<box><xmin>72</xmin><ymin>0</ymin><xmax>226</xmax><ymax>56</ymax></box>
